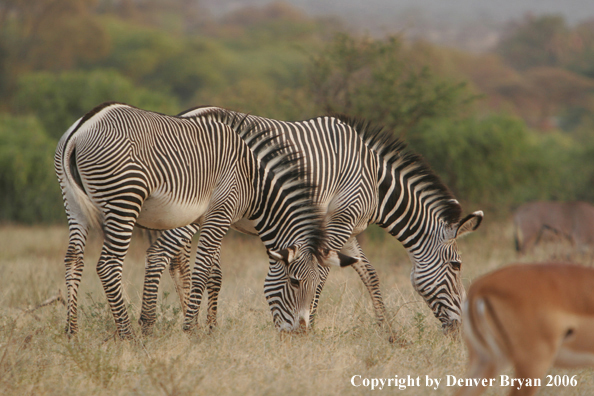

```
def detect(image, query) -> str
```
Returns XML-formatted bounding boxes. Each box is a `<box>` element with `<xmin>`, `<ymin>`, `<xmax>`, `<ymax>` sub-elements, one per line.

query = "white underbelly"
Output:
<box><xmin>137</xmin><ymin>190</ymin><xmax>209</xmax><ymax>230</ymax></box>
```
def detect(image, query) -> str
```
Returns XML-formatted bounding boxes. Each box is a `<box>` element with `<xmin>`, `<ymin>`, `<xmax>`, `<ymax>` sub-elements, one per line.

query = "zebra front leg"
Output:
<box><xmin>347</xmin><ymin>238</ymin><xmax>387</xmax><ymax>327</ymax></box>
<box><xmin>139</xmin><ymin>244</ymin><xmax>171</xmax><ymax>335</ymax></box>
<box><xmin>139</xmin><ymin>226</ymin><xmax>196</xmax><ymax>335</ymax></box>
<box><xmin>169</xmin><ymin>237</ymin><xmax>193</xmax><ymax>316</ymax></box>
<box><xmin>64</xmin><ymin>223</ymin><xmax>88</xmax><ymax>336</ymax></box>
<box><xmin>166</xmin><ymin>224</ymin><xmax>199</xmax><ymax>316</ymax></box>
<box><xmin>183</xmin><ymin>218</ymin><xmax>230</xmax><ymax>333</ymax></box>
<box><xmin>343</xmin><ymin>238</ymin><xmax>396</xmax><ymax>341</ymax></box>
<box><xmin>206</xmin><ymin>253</ymin><xmax>222</xmax><ymax>332</ymax></box>
<box><xmin>319</xmin><ymin>230</ymin><xmax>390</xmax><ymax>332</ymax></box>
<box><xmin>309</xmin><ymin>265</ymin><xmax>330</xmax><ymax>327</ymax></box>
<box><xmin>314</xmin><ymin>211</ymin><xmax>363</xmax><ymax>325</ymax></box>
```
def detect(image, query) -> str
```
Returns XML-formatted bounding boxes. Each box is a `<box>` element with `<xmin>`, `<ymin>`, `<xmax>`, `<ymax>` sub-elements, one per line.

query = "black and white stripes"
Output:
<box><xmin>160</xmin><ymin>108</ymin><xmax>483</xmax><ymax>334</ymax></box>
<box><xmin>56</xmin><ymin>101</ymin><xmax>482</xmax><ymax>338</ymax></box>
<box><xmin>344</xmin><ymin>115</ymin><xmax>483</xmax><ymax>333</ymax></box>
<box><xmin>55</xmin><ymin>102</ymin><xmax>328</xmax><ymax>338</ymax></box>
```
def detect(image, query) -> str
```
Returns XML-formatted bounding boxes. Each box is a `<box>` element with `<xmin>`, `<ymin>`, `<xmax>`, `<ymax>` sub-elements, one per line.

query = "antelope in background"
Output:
<box><xmin>456</xmin><ymin>263</ymin><xmax>594</xmax><ymax>396</ymax></box>
<box><xmin>513</xmin><ymin>201</ymin><xmax>594</xmax><ymax>254</ymax></box>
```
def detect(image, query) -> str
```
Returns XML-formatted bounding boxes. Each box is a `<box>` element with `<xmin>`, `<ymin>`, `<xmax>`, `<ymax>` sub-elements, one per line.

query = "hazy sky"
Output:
<box><xmin>205</xmin><ymin>0</ymin><xmax>594</xmax><ymax>25</ymax></box>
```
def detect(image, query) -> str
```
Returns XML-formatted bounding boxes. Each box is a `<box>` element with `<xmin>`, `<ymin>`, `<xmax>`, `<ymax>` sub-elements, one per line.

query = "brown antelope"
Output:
<box><xmin>513</xmin><ymin>201</ymin><xmax>594</xmax><ymax>254</ymax></box>
<box><xmin>456</xmin><ymin>263</ymin><xmax>594</xmax><ymax>396</ymax></box>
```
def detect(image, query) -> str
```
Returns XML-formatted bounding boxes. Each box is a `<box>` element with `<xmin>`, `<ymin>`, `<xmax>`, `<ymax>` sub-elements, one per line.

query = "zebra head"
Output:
<box><xmin>408</xmin><ymin>211</ymin><xmax>483</xmax><ymax>335</ymax></box>
<box><xmin>265</xmin><ymin>245</ymin><xmax>355</xmax><ymax>332</ymax></box>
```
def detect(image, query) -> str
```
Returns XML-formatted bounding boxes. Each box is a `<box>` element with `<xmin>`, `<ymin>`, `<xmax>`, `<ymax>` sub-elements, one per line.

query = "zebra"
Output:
<box><xmin>55</xmin><ymin>102</ymin><xmax>349</xmax><ymax>339</ymax></box>
<box><xmin>139</xmin><ymin>108</ymin><xmax>483</xmax><ymax>336</ymax></box>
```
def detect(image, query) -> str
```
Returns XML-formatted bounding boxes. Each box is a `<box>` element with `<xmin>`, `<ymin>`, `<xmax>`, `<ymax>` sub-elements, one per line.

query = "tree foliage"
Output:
<box><xmin>498</xmin><ymin>14</ymin><xmax>594</xmax><ymax>80</ymax></box>
<box><xmin>0</xmin><ymin>115</ymin><xmax>62</xmax><ymax>223</ymax></box>
<box><xmin>308</xmin><ymin>34</ymin><xmax>475</xmax><ymax>137</ymax></box>
<box><xmin>497</xmin><ymin>15</ymin><xmax>572</xmax><ymax>70</ymax></box>
<box><xmin>0</xmin><ymin>2</ymin><xmax>593</xmax><ymax>223</ymax></box>
<box><xmin>0</xmin><ymin>0</ymin><xmax>109</xmax><ymax>99</ymax></box>
<box><xmin>14</xmin><ymin>69</ymin><xmax>179</xmax><ymax>139</ymax></box>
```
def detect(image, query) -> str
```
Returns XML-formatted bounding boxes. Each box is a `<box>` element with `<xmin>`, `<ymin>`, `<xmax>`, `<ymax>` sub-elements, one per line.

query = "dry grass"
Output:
<box><xmin>0</xmin><ymin>221</ymin><xmax>592</xmax><ymax>396</ymax></box>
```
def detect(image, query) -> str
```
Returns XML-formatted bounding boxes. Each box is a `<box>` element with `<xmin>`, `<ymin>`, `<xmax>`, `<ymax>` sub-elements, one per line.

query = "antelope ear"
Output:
<box><xmin>267</xmin><ymin>246</ymin><xmax>298</xmax><ymax>264</ymax></box>
<box><xmin>319</xmin><ymin>249</ymin><xmax>360</xmax><ymax>268</ymax></box>
<box><xmin>455</xmin><ymin>211</ymin><xmax>484</xmax><ymax>238</ymax></box>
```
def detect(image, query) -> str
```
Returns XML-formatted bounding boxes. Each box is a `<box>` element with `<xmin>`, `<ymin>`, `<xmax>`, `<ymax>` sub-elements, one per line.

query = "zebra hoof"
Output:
<box><xmin>388</xmin><ymin>334</ymin><xmax>410</xmax><ymax>347</ymax></box>
<box><xmin>441</xmin><ymin>319</ymin><xmax>461</xmax><ymax>338</ymax></box>
<box><xmin>182</xmin><ymin>322</ymin><xmax>198</xmax><ymax>334</ymax></box>
<box><xmin>65</xmin><ymin>324</ymin><xmax>78</xmax><ymax>338</ymax></box>
<box><xmin>138</xmin><ymin>318</ymin><xmax>155</xmax><ymax>336</ymax></box>
<box><xmin>114</xmin><ymin>327</ymin><xmax>135</xmax><ymax>341</ymax></box>
<box><xmin>206</xmin><ymin>324</ymin><xmax>217</xmax><ymax>335</ymax></box>
<box><xmin>140</xmin><ymin>326</ymin><xmax>154</xmax><ymax>337</ymax></box>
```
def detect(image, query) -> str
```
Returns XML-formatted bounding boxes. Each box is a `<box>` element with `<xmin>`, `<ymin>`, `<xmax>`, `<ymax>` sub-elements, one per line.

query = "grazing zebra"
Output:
<box><xmin>140</xmin><ymin>108</ymin><xmax>483</xmax><ymax>336</ymax></box>
<box><xmin>55</xmin><ymin>102</ymin><xmax>344</xmax><ymax>339</ymax></box>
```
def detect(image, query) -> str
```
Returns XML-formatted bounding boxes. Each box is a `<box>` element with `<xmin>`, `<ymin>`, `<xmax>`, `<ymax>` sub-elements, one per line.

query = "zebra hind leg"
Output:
<box><xmin>96</xmin><ymin>220</ymin><xmax>137</xmax><ymax>340</ymax></box>
<box><xmin>64</xmin><ymin>223</ymin><xmax>89</xmax><ymax>336</ymax></box>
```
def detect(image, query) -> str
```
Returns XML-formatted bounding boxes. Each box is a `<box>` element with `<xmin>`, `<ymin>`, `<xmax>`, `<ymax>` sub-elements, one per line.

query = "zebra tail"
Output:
<box><xmin>59</xmin><ymin>118</ymin><xmax>103</xmax><ymax>231</ymax></box>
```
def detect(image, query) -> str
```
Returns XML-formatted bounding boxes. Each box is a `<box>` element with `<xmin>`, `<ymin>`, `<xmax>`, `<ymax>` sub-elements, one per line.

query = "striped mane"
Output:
<box><xmin>191</xmin><ymin>107</ymin><xmax>325</xmax><ymax>254</ymax></box>
<box><xmin>333</xmin><ymin>114</ymin><xmax>462</xmax><ymax>225</ymax></box>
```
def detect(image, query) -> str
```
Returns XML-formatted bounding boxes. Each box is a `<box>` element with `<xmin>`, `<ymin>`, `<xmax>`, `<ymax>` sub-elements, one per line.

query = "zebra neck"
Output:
<box><xmin>374</xmin><ymin>161</ymin><xmax>446</xmax><ymax>250</ymax></box>
<box><xmin>248</xmin><ymin>167</ymin><xmax>284</xmax><ymax>245</ymax></box>
<box><xmin>249</xmin><ymin>165</ymin><xmax>322</xmax><ymax>253</ymax></box>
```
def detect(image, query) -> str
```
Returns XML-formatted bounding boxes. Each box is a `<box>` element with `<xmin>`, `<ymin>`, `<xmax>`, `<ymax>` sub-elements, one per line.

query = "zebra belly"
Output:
<box><xmin>136</xmin><ymin>191</ymin><xmax>208</xmax><ymax>230</ymax></box>
<box><xmin>231</xmin><ymin>218</ymin><xmax>258</xmax><ymax>235</ymax></box>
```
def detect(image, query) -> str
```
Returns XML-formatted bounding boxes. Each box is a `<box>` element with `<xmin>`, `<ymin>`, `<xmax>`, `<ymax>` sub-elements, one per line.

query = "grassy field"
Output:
<box><xmin>0</xmin><ymin>221</ymin><xmax>592</xmax><ymax>396</ymax></box>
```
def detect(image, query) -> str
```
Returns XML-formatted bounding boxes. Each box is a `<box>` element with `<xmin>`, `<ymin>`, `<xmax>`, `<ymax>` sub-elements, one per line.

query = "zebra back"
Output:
<box><xmin>332</xmin><ymin>114</ymin><xmax>462</xmax><ymax>225</ymax></box>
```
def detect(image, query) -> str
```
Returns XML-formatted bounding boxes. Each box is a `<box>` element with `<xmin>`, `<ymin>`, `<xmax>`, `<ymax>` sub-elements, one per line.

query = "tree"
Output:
<box><xmin>14</xmin><ymin>69</ymin><xmax>179</xmax><ymax>139</ymax></box>
<box><xmin>307</xmin><ymin>33</ymin><xmax>475</xmax><ymax>137</ymax></box>
<box><xmin>520</xmin><ymin>67</ymin><xmax>594</xmax><ymax>129</ymax></box>
<box><xmin>568</xmin><ymin>19</ymin><xmax>594</xmax><ymax>78</ymax></box>
<box><xmin>497</xmin><ymin>14</ymin><xmax>573</xmax><ymax>70</ymax></box>
<box><xmin>0</xmin><ymin>115</ymin><xmax>63</xmax><ymax>223</ymax></box>
<box><xmin>407</xmin><ymin>115</ymin><xmax>593</xmax><ymax>211</ymax></box>
<box><xmin>0</xmin><ymin>0</ymin><xmax>109</xmax><ymax>98</ymax></box>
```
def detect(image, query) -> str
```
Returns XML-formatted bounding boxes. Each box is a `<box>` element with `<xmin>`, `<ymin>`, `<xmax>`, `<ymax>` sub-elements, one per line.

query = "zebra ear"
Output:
<box><xmin>267</xmin><ymin>246</ymin><xmax>299</xmax><ymax>264</ymax></box>
<box><xmin>455</xmin><ymin>211</ymin><xmax>484</xmax><ymax>239</ymax></box>
<box><xmin>319</xmin><ymin>250</ymin><xmax>360</xmax><ymax>268</ymax></box>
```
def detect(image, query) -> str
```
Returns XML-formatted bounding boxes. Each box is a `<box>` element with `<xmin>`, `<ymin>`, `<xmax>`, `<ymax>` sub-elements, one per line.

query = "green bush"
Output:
<box><xmin>13</xmin><ymin>69</ymin><xmax>179</xmax><ymax>140</ymax></box>
<box><xmin>307</xmin><ymin>33</ymin><xmax>475</xmax><ymax>136</ymax></box>
<box><xmin>532</xmin><ymin>131</ymin><xmax>594</xmax><ymax>203</ymax></box>
<box><xmin>408</xmin><ymin>115</ymin><xmax>594</xmax><ymax>213</ymax></box>
<box><xmin>0</xmin><ymin>114</ymin><xmax>63</xmax><ymax>223</ymax></box>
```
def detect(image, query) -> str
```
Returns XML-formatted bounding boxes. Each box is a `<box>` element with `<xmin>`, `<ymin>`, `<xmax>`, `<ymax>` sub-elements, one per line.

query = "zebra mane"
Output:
<box><xmin>186</xmin><ymin>107</ymin><xmax>325</xmax><ymax>253</ymax></box>
<box><xmin>332</xmin><ymin>114</ymin><xmax>462</xmax><ymax>225</ymax></box>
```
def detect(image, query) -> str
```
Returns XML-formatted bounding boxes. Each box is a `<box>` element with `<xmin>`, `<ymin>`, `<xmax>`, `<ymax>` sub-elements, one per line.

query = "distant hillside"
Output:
<box><xmin>204</xmin><ymin>0</ymin><xmax>593</xmax><ymax>24</ymax></box>
<box><xmin>203</xmin><ymin>0</ymin><xmax>594</xmax><ymax>51</ymax></box>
